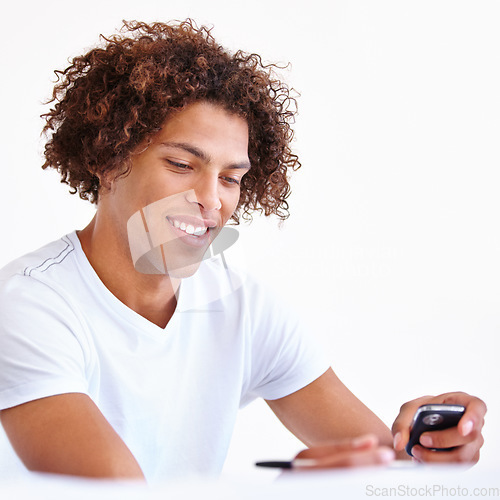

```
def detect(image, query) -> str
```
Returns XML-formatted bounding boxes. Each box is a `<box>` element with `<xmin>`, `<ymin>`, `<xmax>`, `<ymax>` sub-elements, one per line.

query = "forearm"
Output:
<box><xmin>267</xmin><ymin>368</ymin><xmax>394</xmax><ymax>448</ymax></box>
<box><xmin>0</xmin><ymin>394</ymin><xmax>145</xmax><ymax>480</ymax></box>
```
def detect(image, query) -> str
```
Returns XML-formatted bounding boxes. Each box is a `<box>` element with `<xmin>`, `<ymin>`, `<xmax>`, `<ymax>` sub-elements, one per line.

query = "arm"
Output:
<box><xmin>0</xmin><ymin>393</ymin><xmax>145</xmax><ymax>480</ymax></box>
<box><xmin>266</xmin><ymin>368</ymin><xmax>397</xmax><ymax>467</ymax></box>
<box><xmin>267</xmin><ymin>369</ymin><xmax>486</xmax><ymax>467</ymax></box>
<box><xmin>266</xmin><ymin>368</ymin><xmax>392</xmax><ymax>447</ymax></box>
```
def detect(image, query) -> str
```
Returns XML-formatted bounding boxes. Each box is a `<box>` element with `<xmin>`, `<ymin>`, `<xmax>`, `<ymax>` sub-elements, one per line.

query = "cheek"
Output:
<box><xmin>221</xmin><ymin>190</ymin><xmax>241</xmax><ymax>219</ymax></box>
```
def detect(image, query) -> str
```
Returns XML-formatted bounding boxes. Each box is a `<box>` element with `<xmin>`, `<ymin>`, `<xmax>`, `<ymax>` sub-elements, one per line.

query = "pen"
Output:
<box><xmin>255</xmin><ymin>460</ymin><xmax>293</xmax><ymax>469</ymax></box>
<box><xmin>255</xmin><ymin>458</ymin><xmax>317</xmax><ymax>469</ymax></box>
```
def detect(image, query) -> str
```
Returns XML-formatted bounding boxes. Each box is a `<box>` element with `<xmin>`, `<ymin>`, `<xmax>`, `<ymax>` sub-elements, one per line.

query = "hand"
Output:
<box><xmin>292</xmin><ymin>434</ymin><xmax>395</xmax><ymax>469</ymax></box>
<box><xmin>392</xmin><ymin>392</ymin><xmax>486</xmax><ymax>464</ymax></box>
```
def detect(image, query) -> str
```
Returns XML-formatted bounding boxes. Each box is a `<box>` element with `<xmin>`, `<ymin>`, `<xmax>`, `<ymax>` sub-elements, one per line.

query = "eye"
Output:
<box><xmin>166</xmin><ymin>159</ymin><xmax>191</xmax><ymax>170</ymax></box>
<box><xmin>221</xmin><ymin>176</ymin><xmax>240</xmax><ymax>186</ymax></box>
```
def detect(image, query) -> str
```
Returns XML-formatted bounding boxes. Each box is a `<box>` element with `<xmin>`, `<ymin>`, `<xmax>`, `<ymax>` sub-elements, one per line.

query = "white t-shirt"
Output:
<box><xmin>0</xmin><ymin>232</ymin><xmax>328</xmax><ymax>482</ymax></box>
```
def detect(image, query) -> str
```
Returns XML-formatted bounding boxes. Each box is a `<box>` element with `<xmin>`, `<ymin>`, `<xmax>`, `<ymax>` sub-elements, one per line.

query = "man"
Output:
<box><xmin>0</xmin><ymin>20</ymin><xmax>486</xmax><ymax>482</ymax></box>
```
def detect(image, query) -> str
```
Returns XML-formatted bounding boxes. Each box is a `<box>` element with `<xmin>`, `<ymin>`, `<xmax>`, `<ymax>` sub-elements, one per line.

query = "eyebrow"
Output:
<box><xmin>160</xmin><ymin>141</ymin><xmax>251</xmax><ymax>170</ymax></box>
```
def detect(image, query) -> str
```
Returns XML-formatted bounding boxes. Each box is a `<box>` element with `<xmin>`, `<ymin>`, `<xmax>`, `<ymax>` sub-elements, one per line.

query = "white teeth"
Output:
<box><xmin>193</xmin><ymin>226</ymin><xmax>207</xmax><ymax>236</ymax></box>
<box><xmin>168</xmin><ymin>218</ymin><xmax>208</xmax><ymax>237</ymax></box>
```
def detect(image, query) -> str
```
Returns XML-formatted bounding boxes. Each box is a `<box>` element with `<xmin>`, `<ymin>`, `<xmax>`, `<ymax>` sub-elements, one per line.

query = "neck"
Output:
<box><xmin>78</xmin><ymin>215</ymin><xmax>180</xmax><ymax>329</ymax></box>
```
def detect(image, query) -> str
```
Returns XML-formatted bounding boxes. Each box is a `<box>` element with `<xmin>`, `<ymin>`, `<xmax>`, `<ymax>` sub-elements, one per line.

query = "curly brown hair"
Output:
<box><xmin>42</xmin><ymin>19</ymin><xmax>300</xmax><ymax>223</ymax></box>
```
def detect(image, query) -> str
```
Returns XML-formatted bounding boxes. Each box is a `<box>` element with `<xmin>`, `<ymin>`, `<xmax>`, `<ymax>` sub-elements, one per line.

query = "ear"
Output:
<box><xmin>88</xmin><ymin>163</ymin><xmax>112</xmax><ymax>188</ymax></box>
<box><xmin>91</xmin><ymin>159</ymin><xmax>132</xmax><ymax>195</ymax></box>
<box><xmin>97</xmin><ymin>172</ymin><xmax>113</xmax><ymax>191</ymax></box>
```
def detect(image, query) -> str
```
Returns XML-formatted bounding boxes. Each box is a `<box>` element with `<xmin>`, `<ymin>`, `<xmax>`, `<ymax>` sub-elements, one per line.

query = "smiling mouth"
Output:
<box><xmin>166</xmin><ymin>216</ymin><xmax>215</xmax><ymax>237</ymax></box>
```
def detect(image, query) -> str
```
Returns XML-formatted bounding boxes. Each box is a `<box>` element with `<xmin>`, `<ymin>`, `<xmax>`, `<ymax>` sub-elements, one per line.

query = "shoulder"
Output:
<box><xmin>0</xmin><ymin>233</ymin><xmax>77</xmax><ymax>282</ymax></box>
<box><xmin>0</xmin><ymin>233</ymin><xmax>82</xmax><ymax>316</ymax></box>
<box><xmin>0</xmin><ymin>234</ymin><xmax>93</xmax><ymax>378</ymax></box>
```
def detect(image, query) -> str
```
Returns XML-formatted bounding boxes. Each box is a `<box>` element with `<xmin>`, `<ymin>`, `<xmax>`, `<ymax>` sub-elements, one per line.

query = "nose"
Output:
<box><xmin>186</xmin><ymin>175</ymin><xmax>222</xmax><ymax>212</ymax></box>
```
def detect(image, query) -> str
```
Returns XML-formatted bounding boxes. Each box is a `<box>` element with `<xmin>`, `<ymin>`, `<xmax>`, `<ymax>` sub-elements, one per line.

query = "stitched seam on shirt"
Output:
<box><xmin>23</xmin><ymin>236</ymin><xmax>75</xmax><ymax>276</ymax></box>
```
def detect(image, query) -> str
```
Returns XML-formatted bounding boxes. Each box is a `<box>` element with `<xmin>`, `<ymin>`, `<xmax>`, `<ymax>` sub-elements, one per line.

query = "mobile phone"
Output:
<box><xmin>405</xmin><ymin>404</ymin><xmax>465</xmax><ymax>457</ymax></box>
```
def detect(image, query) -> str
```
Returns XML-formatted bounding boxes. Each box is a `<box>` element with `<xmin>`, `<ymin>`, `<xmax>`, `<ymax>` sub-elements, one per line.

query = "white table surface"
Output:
<box><xmin>0</xmin><ymin>462</ymin><xmax>498</xmax><ymax>500</ymax></box>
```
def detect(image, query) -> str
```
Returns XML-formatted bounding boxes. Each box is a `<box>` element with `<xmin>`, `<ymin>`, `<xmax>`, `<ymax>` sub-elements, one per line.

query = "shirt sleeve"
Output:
<box><xmin>0</xmin><ymin>274</ymin><xmax>91</xmax><ymax>410</ymax></box>
<box><xmin>240</xmin><ymin>279</ymin><xmax>330</xmax><ymax>406</ymax></box>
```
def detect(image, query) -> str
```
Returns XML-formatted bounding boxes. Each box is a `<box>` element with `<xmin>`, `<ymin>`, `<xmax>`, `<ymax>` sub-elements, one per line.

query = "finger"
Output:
<box><xmin>295</xmin><ymin>434</ymin><xmax>378</xmax><ymax>460</ymax></box>
<box><xmin>294</xmin><ymin>446</ymin><xmax>395</xmax><ymax>469</ymax></box>
<box><xmin>434</xmin><ymin>392</ymin><xmax>487</xmax><ymax>437</ymax></box>
<box><xmin>392</xmin><ymin>393</ymin><xmax>487</xmax><ymax>452</ymax></box>
<box><xmin>391</xmin><ymin>396</ymin><xmax>434</xmax><ymax>451</ymax></box>
<box><xmin>411</xmin><ymin>441</ymin><xmax>482</xmax><ymax>465</ymax></box>
<box><xmin>418</xmin><ymin>426</ymin><xmax>479</xmax><ymax>450</ymax></box>
<box><xmin>458</xmin><ymin>401</ymin><xmax>486</xmax><ymax>438</ymax></box>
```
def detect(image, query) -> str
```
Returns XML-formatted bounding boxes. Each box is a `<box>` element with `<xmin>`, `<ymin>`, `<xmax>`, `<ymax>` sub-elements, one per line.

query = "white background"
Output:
<box><xmin>0</xmin><ymin>0</ymin><xmax>498</xmax><ymax>476</ymax></box>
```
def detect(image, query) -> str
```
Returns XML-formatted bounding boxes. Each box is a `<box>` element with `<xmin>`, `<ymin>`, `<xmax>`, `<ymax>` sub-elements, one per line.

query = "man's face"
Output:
<box><xmin>101</xmin><ymin>101</ymin><xmax>250</xmax><ymax>278</ymax></box>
